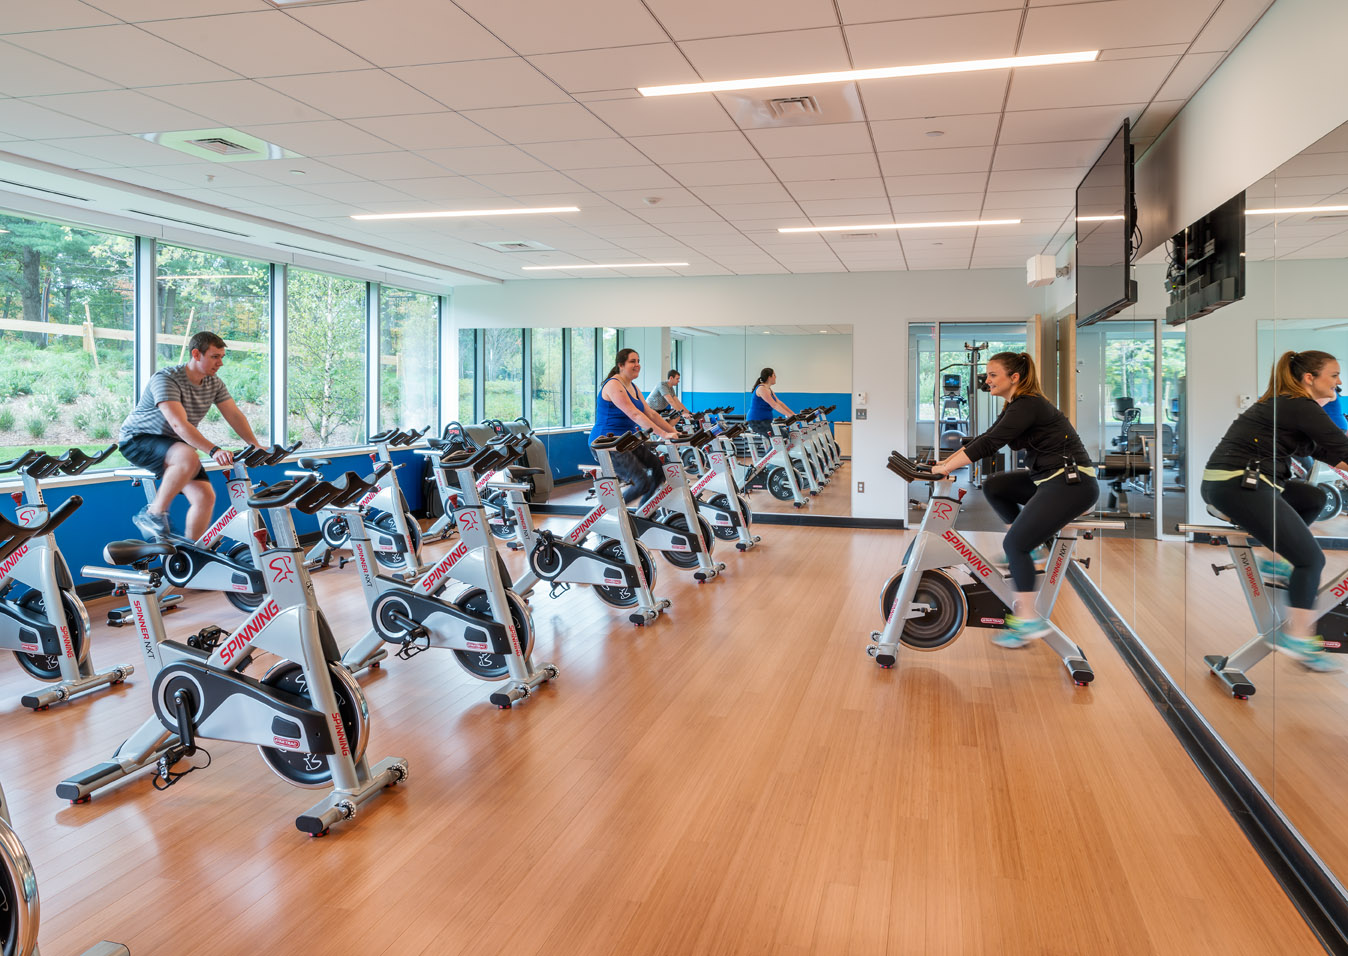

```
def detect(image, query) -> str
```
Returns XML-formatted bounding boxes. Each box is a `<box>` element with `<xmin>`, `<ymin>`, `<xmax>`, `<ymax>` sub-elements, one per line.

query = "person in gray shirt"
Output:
<box><xmin>119</xmin><ymin>330</ymin><xmax>263</xmax><ymax>541</ymax></box>
<box><xmin>646</xmin><ymin>369</ymin><xmax>692</xmax><ymax>421</ymax></box>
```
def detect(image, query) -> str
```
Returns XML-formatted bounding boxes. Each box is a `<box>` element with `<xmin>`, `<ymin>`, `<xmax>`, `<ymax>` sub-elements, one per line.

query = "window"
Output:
<box><xmin>0</xmin><ymin>212</ymin><xmax>135</xmax><ymax>465</ymax></box>
<box><xmin>156</xmin><ymin>244</ymin><xmax>269</xmax><ymax>448</ymax></box>
<box><xmin>569</xmin><ymin>328</ymin><xmax>596</xmax><ymax>426</ymax></box>
<box><xmin>601</xmin><ymin>327</ymin><xmax>617</xmax><ymax>377</ymax></box>
<box><xmin>530</xmin><ymin>327</ymin><xmax>563</xmax><ymax>428</ymax></box>
<box><xmin>287</xmin><ymin>268</ymin><xmax>367</xmax><ymax>448</ymax></box>
<box><xmin>458</xmin><ymin>327</ymin><xmax>476</xmax><ymax>422</ymax></box>
<box><xmin>379</xmin><ymin>287</ymin><xmax>438</xmax><ymax>434</ymax></box>
<box><xmin>483</xmin><ymin>327</ymin><xmax>523</xmax><ymax>421</ymax></box>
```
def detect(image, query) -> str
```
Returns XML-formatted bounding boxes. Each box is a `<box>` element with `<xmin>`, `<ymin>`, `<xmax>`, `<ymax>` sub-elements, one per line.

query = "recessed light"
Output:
<box><xmin>351</xmin><ymin>206</ymin><xmax>580</xmax><ymax>221</ymax></box>
<box><xmin>521</xmin><ymin>262</ymin><xmax>688</xmax><ymax>271</ymax></box>
<box><xmin>289</xmin><ymin>169</ymin><xmax>307</xmax><ymax>176</ymax></box>
<box><xmin>1246</xmin><ymin>204</ymin><xmax>1348</xmax><ymax>215</ymax></box>
<box><xmin>638</xmin><ymin>51</ymin><xmax>1099</xmax><ymax>97</ymax></box>
<box><xmin>779</xmin><ymin>219</ymin><xmax>1020</xmax><ymax>234</ymax></box>
<box><xmin>925</xmin><ymin>130</ymin><xmax>945</xmax><ymax>138</ymax></box>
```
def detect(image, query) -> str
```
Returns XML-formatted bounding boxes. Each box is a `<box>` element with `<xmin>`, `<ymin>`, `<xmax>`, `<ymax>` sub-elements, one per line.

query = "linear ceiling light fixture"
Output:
<box><xmin>1076</xmin><ymin>214</ymin><xmax>1125</xmax><ymax>222</ymax></box>
<box><xmin>639</xmin><ymin>51</ymin><xmax>1099</xmax><ymax>97</ymax></box>
<box><xmin>351</xmin><ymin>206</ymin><xmax>579</xmax><ymax>221</ymax></box>
<box><xmin>779</xmin><ymin>219</ymin><xmax>1020</xmax><ymax>234</ymax></box>
<box><xmin>1246</xmin><ymin>204</ymin><xmax>1348</xmax><ymax>215</ymax></box>
<box><xmin>522</xmin><ymin>262</ymin><xmax>688</xmax><ymax>271</ymax></box>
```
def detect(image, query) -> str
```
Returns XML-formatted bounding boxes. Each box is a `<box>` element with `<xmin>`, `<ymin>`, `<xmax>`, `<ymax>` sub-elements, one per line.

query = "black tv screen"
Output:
<box><xmin>1076</xmin><ymin>120</ymin><xmax>1137</xmax><ymax>327</ymax></box>
<box><xmin>1164</xmin><ymin>191</ymin><xmax>1246</xmax><ymax>325</ymax></box>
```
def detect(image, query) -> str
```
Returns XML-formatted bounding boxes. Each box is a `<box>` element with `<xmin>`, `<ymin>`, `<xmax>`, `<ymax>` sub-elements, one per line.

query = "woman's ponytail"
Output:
<box><xmin>988</xmin><ymin>351</ymin><xmax>1044</xmax><ymax>400</ymax></box>
<box><xmin>607</xmin><ymin>347</ymin><xmax>638</xmax><ymax>380</ymax></box>
<box><xmin>755</xmin><ymin>367</ymin><xmax>775</xmax><ymax>387</ymax></box>
<box><xmin>1259</xmin><ymin>349</ymin><xmax>1335</xmax><ymax>402</ymax></box>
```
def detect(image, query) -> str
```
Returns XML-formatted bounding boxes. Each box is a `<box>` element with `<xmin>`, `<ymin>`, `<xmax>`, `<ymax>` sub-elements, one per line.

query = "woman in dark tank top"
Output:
<box><xmin>591</xmin><ymin>348</ymin><xmax>679</xmax><ymax>504</ymax></box>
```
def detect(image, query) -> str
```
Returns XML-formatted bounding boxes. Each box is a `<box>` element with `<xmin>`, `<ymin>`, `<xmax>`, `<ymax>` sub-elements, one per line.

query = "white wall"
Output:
<box><xmin>452</xmin><ymin>270</ymin><xmax>1044</xmax><ymax>519</ymax></box>
<box><xmin>686</xmin><ymin>332</ymin><xmax>747</xmax><ymax>392</ymax></box>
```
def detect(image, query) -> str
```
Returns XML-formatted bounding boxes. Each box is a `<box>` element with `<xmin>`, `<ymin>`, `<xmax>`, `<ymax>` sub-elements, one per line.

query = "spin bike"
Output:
<box><xmin>1181</xmin><ymin>508</ymin><xmax>1348</xmax><ymax>698</ymax></box>
<box><xmin>736</xmin><ymin>417</ymin><xmax>809</xmax><ymax>506</ymax></box>
<box><xmin>865</xmin><ymin>452</ymin><xmax>1122</xmax><ymax>685</ymax></box>
<box><xmin>677</xmin><ymin>422</ymin><xmax>759</xmax><ymax>551</ymax></box>
<box><xmin>111</xmin><ymin>442</ymin><xmax>299</xmax><ymax>622</ymax></box>
<box><xmin>57</xmin><ymin>471</ymin><xmax>408</xmax><ymax>836</ymax></box>
<box><xmin>0</xmin><ymin>446</ymin><xmax>134</xmax><ymax>711</ymax></box>
<box><xmin>625</xmin><ymin>431</ymin><xmax>724</xmax><ymax>581</ymax></box>
<box><xmin>338</xmin><ymin>440</ymin><xmax>559</xmax><ymax>708</ymax></box>
<box><xmin>304</xmin><ymin>427</ymin><xmax>428</xmax><ymax>574</ymax></box>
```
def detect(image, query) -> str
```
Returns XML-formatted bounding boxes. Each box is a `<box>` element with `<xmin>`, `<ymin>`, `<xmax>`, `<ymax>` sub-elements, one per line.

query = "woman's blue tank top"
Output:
<box><xmin>590</xmin><ymin>377</ymin><xmax>645</xmax><ymax>445</ymax></box>
<box><xmin>748</xmin><ymin>385</ymin><xmax>774</xmax><ymax>422</ymax></box>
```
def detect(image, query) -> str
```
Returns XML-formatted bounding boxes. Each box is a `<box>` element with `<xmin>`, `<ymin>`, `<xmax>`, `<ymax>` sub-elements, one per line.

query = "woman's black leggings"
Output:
<box><xmin>747</xmin><ymin>419</ymin><xmax>772</xmax><ymax>438</ymax></box>
<box><xmin>610</xmin><ymin>443</ymin><xmax>665</xmax><ymax>505</ymax></box>
<box><xmin>982</xmin><ymin>469</ymin><xmax>1102</xmax><ymax>592</ymax></box>
<box><xmin>1201</xmin><ymin>477</ymin><xmax>1327</xmax><ymax>608</ymax></box>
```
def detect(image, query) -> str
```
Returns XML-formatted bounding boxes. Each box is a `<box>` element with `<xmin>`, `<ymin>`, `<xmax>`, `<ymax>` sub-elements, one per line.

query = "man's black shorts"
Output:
<box><xmin>119</xmin><ymin>434</ymin><xmax>208</xmax><ymax>482</ymax></box>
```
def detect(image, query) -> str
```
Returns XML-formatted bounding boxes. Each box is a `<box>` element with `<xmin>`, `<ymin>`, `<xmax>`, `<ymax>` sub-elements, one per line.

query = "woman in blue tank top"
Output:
<box><xmin>591</xmin><ymin>348</ymin><xmax>678</xmax><ymax>504</ymax></box>
<box><xmin>747</xmin><ymin>367</ymin><xmax>794</xmax><ymax>438</ymax></box>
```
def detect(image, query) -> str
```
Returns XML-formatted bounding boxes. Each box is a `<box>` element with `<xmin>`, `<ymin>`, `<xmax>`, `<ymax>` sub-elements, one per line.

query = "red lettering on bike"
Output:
<box><xmin>16</xmin><ymin>506</ymin><xmax>38</xmax><ymax>526</ymax></box>
<box><xmin>459</xmin><ymin>511</ymin><xmax>481</xmax><ymax>534</ymax></box>
<box><xmin>1332</xmin><ymin>575</ymin><xmax>1348</xmax><ymax>600</ymax></box>
<box><xmin>331</xmin><ymin>712</ymin><xmax>351</xmax><ymax>757</ymax></box>
<box><xmin>598</xmin><ymin>479</ymin><xmax>618</xmax><ymax>499</ymax></box>
<box><xmin>941</xmin><ymin>529</ymin><xmax>991</xmax><ymax>577</ymax></box>
<box><xmin>269</xmin><ymin>555</ymin><xmax>295</xmax><ymax>583</ymax></box>
<box><xmin>133</xmin><ymin>599</ymin><xmax>155</xmax><ymax>658</ymax></box>
<box><xmin>359</xmin><ymin>488</ymin><xmax>379</xmax><ymax>506</ymax></box>
<box><xmin>272</xmin><ymin>736</ymin><xmax>300</xmax><ymax>750</ymax></box>
<box><xmin>202</xmin><ymin>506</ymin><xmax>237</xmax><ymax>545</ymax></box>
<box><xmin>1047</xmin><ymin>552</ymin><xmax>1066</xmax><ymax>585</ymax></box>
<box><xmin>932</xmin><ymin>502</ymin><xmax>954</xmax><ymax>520</ymax></box>
<box><xmin>0</xmin><ymin>543</ymin><xmax>28</xmax><ymax>582</ymax></box>
<box><xmin>567</xmin><ymin>505</ymin><xmax>607</xmax><ymax>545</ymax></box>
<box><xmin>665</xmin><ymin>464</ymin><xmax>681</xmax><ymax>479</ymax></box>
<box><xmin>218</xmin><ymin>599</ymin><xmax>281</xmax><ymax>666</ymax></box>
<box><xmin>418</xmin><ymin>542</ymin><xmax>469</xmax><ymax>593</ymax></box>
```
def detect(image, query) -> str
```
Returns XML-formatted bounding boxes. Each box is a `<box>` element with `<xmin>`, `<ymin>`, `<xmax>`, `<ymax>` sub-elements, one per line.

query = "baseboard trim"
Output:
<box><xmin>528</xmin><ymin>502</ymin><xmax>903</xmax><ymax>529</ymax></box>
<box><xmin>1067</xmin><ymin>563</ymin><xmax>1348</xmax><ymax>955</ymax></box>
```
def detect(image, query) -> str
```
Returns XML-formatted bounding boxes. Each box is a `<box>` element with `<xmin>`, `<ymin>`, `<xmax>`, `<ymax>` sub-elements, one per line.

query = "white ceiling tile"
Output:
<box><xmin>1191</xmin><ymin>0</ymin><xmax>1275</xmax><ymax>54</ymax></box>
<box><xmin>461</xmin><ymin>104</ymin><xmax>615</xmax><ymax>143</ymax></box>
<box><xmin>766</xmin><ymin>153</ymin><xmax>879</xmax><ymax>180</ymax></box>
<box><xmin>859</xmin><ymin>70</ymin><xmax>1009</xmax><ymax>121</ymax></box>
<box><xmin>1129</xmin><ymin>100</ymin><xmax>1185</xmax><ymax>141</ymax></box>
<box><xmin>999</xmin><ymin>103</ymin><xmax>1143</xmax><ymax>145</ymax></box>
<box><xmin>390</xmin><ymin>60</ymin><xmax>570</xmax><ymax>112</ymax></box>
<box><xmin>467</xmin><ymin>170</ymin><xmax>587</xmax><ymax>195</ymax></box>
<box><xmin>238</xmin><ymin>120</ymin><xmax>402</xmax><ymax>156</ymax></box>
<box><xmin>785</xmin><ymin>178</ymin><xmax>886</xmax><ymax>200</ymax></box>
<box><xmin>289</xmin><ymin>0</ymin><xmax>513</xmax><ymax>67</ymax></box>
<box><xmin>527</xmin><ymin>44</ymin><xmax>699</xmax><ymax>93</ymax></box>
<box><xmin>415</xmin><ymin>146</ymin><xmax>548</xmax><ymax>175</ymax></box>
<box><xmin>1097</xmin><ymin>43</ymin><xmax>1192</xmax><ymax>61</ymax></box>
<box><xmin>585</xmin><ymin>224</ymin><xmax>667</xmax><ymax>238</ymax></box>
<box><xmin>744</xmin><ymin>123</ymin><xmax>872</xmax><ymax>157</ymax></box>
<box><xmin>886</xmin><ymin>192</ymin><xmax>985</xmax><ymax>213</ymax></box>
<box><xmin>215</xmin><ymin>183</ymin><xmax>330</xmax><ymax>206</ymax></box>
<box><xmin>884</xmin><ymin>171</ymin><xmax>988</xmax><ymax>194</ymax></box>
<box><xmin>80</xmin><ymin>0</ymin><xmax>268</xmax><ymax>19</ymax></box>
<box><xmin>323</xmin><ymin>151</ymin><xmax>449</xmax><ymax>180</ymax></box>
<box><xmin>797</xmin><ymin>198</ymin><xmax>892</xmax><ymax>217</ymax></box>
<box><xmin>680</xmin><ymin>28</ymin><xmax>850</xmax><ymax>79</ymax></box>
<box><xmin>136</xmin><ymin>162</ymin><xmax>270</xmax><ymax>188</ymax></box>
<box><xmin>716</xmin><ymin>201</ymin><xmax>814</xmax><ymax>220</ymax></box>
<box><xmin>585</xmin><ymin>97</ymin><xmax>737</xmax><ymax>138</ymax></box>
<box><xmin>1155</xmin><ymin>51</ymin><xmax>1225</xmax><ymax>103</ymax></box>
<box><xmin>524</xmin><ymin>138</ymin><xmax>650</xmax><ymax>170</ymax></box>
<box><xmin>662</xmin><ymin>159</ymin><xmax>777</xmax><ymax>186</ymax></box>
<box><xmin>659</xmin><ymin>222</ymin><xmax>743</xmax><ymax>237</ymax></box>
<box><xmin>237</xmin><ymin>158</ymin><xmax>360</xmax><ymax>185</ymax></box>
<box><xmin>348</xmin><ymin>114</ymin><xmax>505</xmax><ymax>151</ymax></box>
<box><xmin>644</xmin><ymin>0</ymin><xmax>836</xmax><ymax>40</ymax></box>
<box><xmin>25</xmin><ymin>90</ymin><xmax>213</xmax><ymax>135</ymax></box>
<box><xmin>870</xmin><ymin>113</ymin><xmax>999</xmax><ymax>152</ymax></box>
<box><xmin>300</xmin><ymin>180</ymin><xmax>419</xmax><ymax>204</ymax></box>
<box><xmin>0</xmin><ymin>99</ymin><xmax>114</xmax><ymax>138</ymax></box>
<box><xmin>147</xmin><ymin>81</ymin><xmax>329</xmax><ymax>127</ymax></box>
<box><xmin>8</xmin><ymin>25</ymin><xmax>238</xmax><ymax>88</ymax></box>
<box><xmin>141</xmin><ymin>12</ymin><xmax>369</xmax><ymax>77</ymax></box>
<box><xmin>0</xmin><ymin>41</ymin><xmax>120</xmax><ymax>96</ymax></box>
<box><xmin>262</xmin><ymin>71</ymin><xmax>443</xmax><ymax>120</ymax></box>
<box><xmin>0</xmin><ymin>1</ymin><xmax>120</xmax><ymax>32</ymax></box>
<box><xmin>627</xmin><ymin>131</ymin><xmax>757</xmax><ymax>163</ymax></box>
<box><xmin>978</xmin><ymin>188</ymin><xmax>1074</xmax><ymax>208</ymax></box>
<box><xmin>987</xmin><ymin>168</ymin><xmax>1087</xmax><ymax>191</ymax></box>
<box><xmin>879</xmin><ymin>146</ymin><xmax>991</xmax><ymax>176</ymax></box>
<box><xmin>41</xmin><ymin>134</ymin><xmax>187</xmax><ymax>167</ymax></box>
<box><xmin>602</xmin><ymin>187</ymin><xmax>705</xmax><ymax>207</ymax></box>
<box><xmin>380</xmin><ymin>177</ymin><xmax>504</xmax><ymax>201</ymax></box>
<box><xmin>1007</xmin><ymin>56</ymin><xmax>1179</xmax><ymax>111</ymax></box>
<box><xmin>564</xmin><ymin>165</ymin><xmax>679</xmax><ymax>191</ymax></box>
<box><xmin>451</xmin><ymin>0</ymin><xmax>667</xmax><ymax>55</ymax></box>
<box><xmin>992</xmin><ymin>140</ymin><xmax>1107</xmax><ymax>170</ymax></box>
<box><xmin>0</xmin><ymin>139</ymin><xmax>112</xmax><ymax>168</ymax></box>
<box><xmin>1020</xmin><ymin>0</ymin><xmax>1219</xmax><ymax>54</ymax></box>
<box><xmin>838</xmin><ymin>0</ymin><xmax>1020</xmax><ymax>23</ymax></box>
<box><xmin>692</xmin><ymin>182</ymin><xmax>793</xmax><ymax>204</ymax></box>
<box><xmin>635</xmin><ymin>205</ymin><xmax>721</xmax><ymax>223</ymax></box>
<box><xmin>846</xmin><ymin>10</ymin><xmax>1021</xmax><ymax>68</ymax></box>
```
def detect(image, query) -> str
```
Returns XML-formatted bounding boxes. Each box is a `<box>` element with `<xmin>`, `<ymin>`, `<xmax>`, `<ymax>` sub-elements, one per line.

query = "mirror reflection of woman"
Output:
<box><xmin>1201</xmin><ymin>349</ymin><xmax>1348</xmax><ymax>671</ymax></box>
<box><xmin>590</xmin><ymin>348</ymin><xmax>679</xmax><ymax>504</ymax></box>
<box><xmin>747</xmin><ymin>368</ymin><xmax>794</xmax><ymax>438</ymax></box>
<box><xmin>930</xmin><ymin>352</ymin><xmax>1099</xmax><ymax>647</ymax></box>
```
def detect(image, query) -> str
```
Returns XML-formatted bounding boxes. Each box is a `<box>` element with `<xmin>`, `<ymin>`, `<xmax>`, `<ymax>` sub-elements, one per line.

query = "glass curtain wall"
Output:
<box><xmin>458</xmin><ymin>327</ymin><xmax>476</xmax><ymax>422</ymax></box>
<box><xmin>286</xmin><ymin>268</ymin><xmax>368</xmax><ymax>448</ymax></box>
<box><xmin>530</xmin><ymin>327</ymin><xmax>563</xmax><ymax>428</ymax></box>
<box><xmin>570</xmin><ymin>328</ymin><xmax>596</xmax><ymax>426</ymax></box>
<box><xmin>379</xmin><ymin>286</ymin><xmax>438</xmax><ymax>433</ymax></box>
<box><xmin>483</xmin><ymin>328</ymin><xmax>523</xmax><ymax>420</ymax></box>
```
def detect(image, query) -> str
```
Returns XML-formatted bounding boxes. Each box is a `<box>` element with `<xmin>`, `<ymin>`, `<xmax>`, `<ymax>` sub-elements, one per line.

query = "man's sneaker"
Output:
<box><xmin>994</xmin><ymin>615</ymin><xmax>1051</xmax><ymax>648</ymax></box>
<box><xmin>133</xmin><ymin>507</ymin><xmax>171</xmax><ymax>542</ymax></box>
<box><xmin>1258</xmin><ymin>558</ymin><xmax>1293</xmax><ymax>585</ymax></box>
<box><xmin>1272</xmin><ymin>631</ymin><xmax>1342</xmax><ymax>672</ymax></box>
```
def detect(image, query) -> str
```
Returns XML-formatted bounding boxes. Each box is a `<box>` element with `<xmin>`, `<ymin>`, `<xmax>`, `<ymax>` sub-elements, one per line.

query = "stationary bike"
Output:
<box><xmin>865</xmin><ymin>452</ymin><xmax>1122</xmax><ymax>685</ymax></box>
<box><xmin>0</xmin><ymin>446</ymin><xmax>135</xmax><ymax>711</ymax></box>
<box><xmin>736</xmin><ymin>418</ymin><xmax>809</xmax><ymax>506</ymax></box>
<box><xmin>671</xmin><ymin>421</ymin><xmax>758</xmax><ymax>550</ymax></box>
<box><xmin>57</xmin><ymin>471</ymin><xmax>408</xmax><ymax>836</ymax></box>
<box><xmin>1181</xmin><ymin>507</ymin><xmax>1348</xmax><ymax>698</ymax></box>
<box><xmin>113</xmin><ymin>442</ymin><xmax>299</xmax><ymax>620</ymax></box>
<box><xmin>339</xmin><ymin>441</ymin><xmax>559</xmax><ymax>708</ymax></box>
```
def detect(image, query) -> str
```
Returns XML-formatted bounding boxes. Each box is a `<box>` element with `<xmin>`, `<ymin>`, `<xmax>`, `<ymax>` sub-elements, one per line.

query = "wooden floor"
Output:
<box><xmin>0</xmin><ymin>523</ymin><xmax>1323</xmax><ymax>956</ymax></box>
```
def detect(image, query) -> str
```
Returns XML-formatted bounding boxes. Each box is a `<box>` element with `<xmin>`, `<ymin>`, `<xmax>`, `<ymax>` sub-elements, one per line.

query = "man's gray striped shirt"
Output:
<box><xmin>119</xmin><ymin>365</ymin><xmax>231</xmax><ymax>442</ymax></box>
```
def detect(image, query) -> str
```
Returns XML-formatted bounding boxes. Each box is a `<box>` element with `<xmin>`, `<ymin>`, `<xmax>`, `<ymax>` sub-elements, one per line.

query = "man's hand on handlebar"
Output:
<box><xmin>212</xmin><ymin>447</ymin><xmax>234</xmax><ymax>468</ymax></box>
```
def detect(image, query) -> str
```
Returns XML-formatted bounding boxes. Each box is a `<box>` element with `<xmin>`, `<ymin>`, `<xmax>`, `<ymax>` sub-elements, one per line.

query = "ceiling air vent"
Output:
<box><xmin>837</xmin><ymin>232</ymin><xmax>880</xmax><ymax>241</ymax></box>
<box><xmin>125</xmin><ymin>209</ymin><xmax>250</xmax><ymax>237</ymax></box>
<box><xmin>477</xmin><ymin>240</ymin><xmax>554</xmax><ymax>253</ymax></box>
<box><xmin>186</xmin><ymin>137</ymin><xmax>257</xmax><ymax>157</ymax></box>
<box><xmin>277</xmin><ymin>242</ymin><xmax>360</xmax><ymax>261</ymax></box>
<box><xmin>0</xmin><ymin>179</ymin><xmax>91</xmax><ymax>202</ymax></box>
<box><xmin>767</xmin><ymin>96</ymin><xmax>821</xmax><ymax>120</ymax></box>
<box><xmin>1309</xmin><ymin>213</ymin><xmax>1348</xmax><ymax>222</ymax></box>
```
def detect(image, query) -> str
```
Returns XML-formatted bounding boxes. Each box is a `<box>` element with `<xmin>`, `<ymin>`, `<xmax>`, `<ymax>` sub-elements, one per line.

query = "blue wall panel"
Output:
<box><xmin>683</xmin><ymin>391</ymin><xmax>851</xmax><ymax>422</ymax></box>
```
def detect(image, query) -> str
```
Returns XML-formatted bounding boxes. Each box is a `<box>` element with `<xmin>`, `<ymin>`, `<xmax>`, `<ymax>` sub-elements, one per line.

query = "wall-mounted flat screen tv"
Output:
<box><xmin>1164</xmin><ymin>191</ymin><xmax>1246</xmax><ymax>325</ymax></box>
<box><xmin>1076</xmin><ymin>120</ymin><xmax>1138</xmax><ymax>327</ymax></box>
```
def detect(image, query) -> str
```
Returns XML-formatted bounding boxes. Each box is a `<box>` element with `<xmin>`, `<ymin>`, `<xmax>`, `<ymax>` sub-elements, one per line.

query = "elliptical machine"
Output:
<box><xmin>57</xmin><ymin>470</ymin><xmax>408</xmax><ymax>836</ymax></box>
<box><xmin>0</xmin><ymin>446</ymin><xmax>135</xmax><ymax>711</ymax></box>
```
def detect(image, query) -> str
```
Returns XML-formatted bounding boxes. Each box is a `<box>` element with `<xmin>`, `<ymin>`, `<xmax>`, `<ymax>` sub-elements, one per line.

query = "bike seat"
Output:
<box><xmin>1206</xmin><ymin>503</ymin><xmax>1234</xmax><ymax>524</ymax></box>
<box><xmin>298</xmin><ymin>457</ymin><xmax>330</xmax><ymax>470</ymax></box>
<box><xmin>104</xmin><ymin>540</ymin><xmax>177</xmax><ymax>565</ymax></box>
<box><xmin>508</xmin><ymin>466</ymin><xmax>545</xmax><ymax>478</ymax></box>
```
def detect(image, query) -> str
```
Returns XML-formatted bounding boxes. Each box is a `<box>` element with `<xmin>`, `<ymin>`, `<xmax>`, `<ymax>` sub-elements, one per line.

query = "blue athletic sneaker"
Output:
<box><xmin>1258</xmin><ymin>558</ymin><xmax>1293</xmax><ymax>585</ymax></box>
<box><xmin>1272</xmin><ymin>631</ymin><xmax>1342</xmax><ymax>672</ymax></box>
<box><xmin>994</xmin><ymin>615</ymin><xmax>1051</xmax><ymax>648</ymax></box>
<box><xmin>132</xmin><ymin>507</ymin><xmax>171</xmax><ymax>543</ymax></box>
<box><xmin>991</xmin><ymin>545</ymin><xmax>1049</xmax><ymax>567</ymax></box>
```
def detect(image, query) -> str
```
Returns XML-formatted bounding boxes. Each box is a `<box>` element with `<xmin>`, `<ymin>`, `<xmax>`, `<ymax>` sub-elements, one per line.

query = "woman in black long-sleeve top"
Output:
<box><xmin>1202</xmin><ymin>349</ymin><xmax>1348</xmax><ymax>671</ymax></box>
<box><xmin>930</xmin><ymin>351</ymin><xmax>1099</xmax><ymax>647</ymax></box>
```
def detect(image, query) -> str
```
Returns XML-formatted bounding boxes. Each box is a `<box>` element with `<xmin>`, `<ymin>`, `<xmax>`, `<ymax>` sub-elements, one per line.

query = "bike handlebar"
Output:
<box><xmin>58</xmin><ymin>443</ymin><xmax>118</xmax><ymax>475</ymax></box>
<box><xmin>0</xmin><ymin>496</ymin><xmax>83</xmax><ymax>559</ymax></box>
<box><xmin>247</xmin><ymin>474</ymin><xmax>319</xmax><ymax>510</ymax></box>
<box><xmin>0</xmin><ymin>450</ymin><xmax>44</xmax><ymax>474</ymax></box>
<box><xmin>885</xmin><ymin>451</ymin><xmax>946</xmax><ymax>483</ymax></box>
